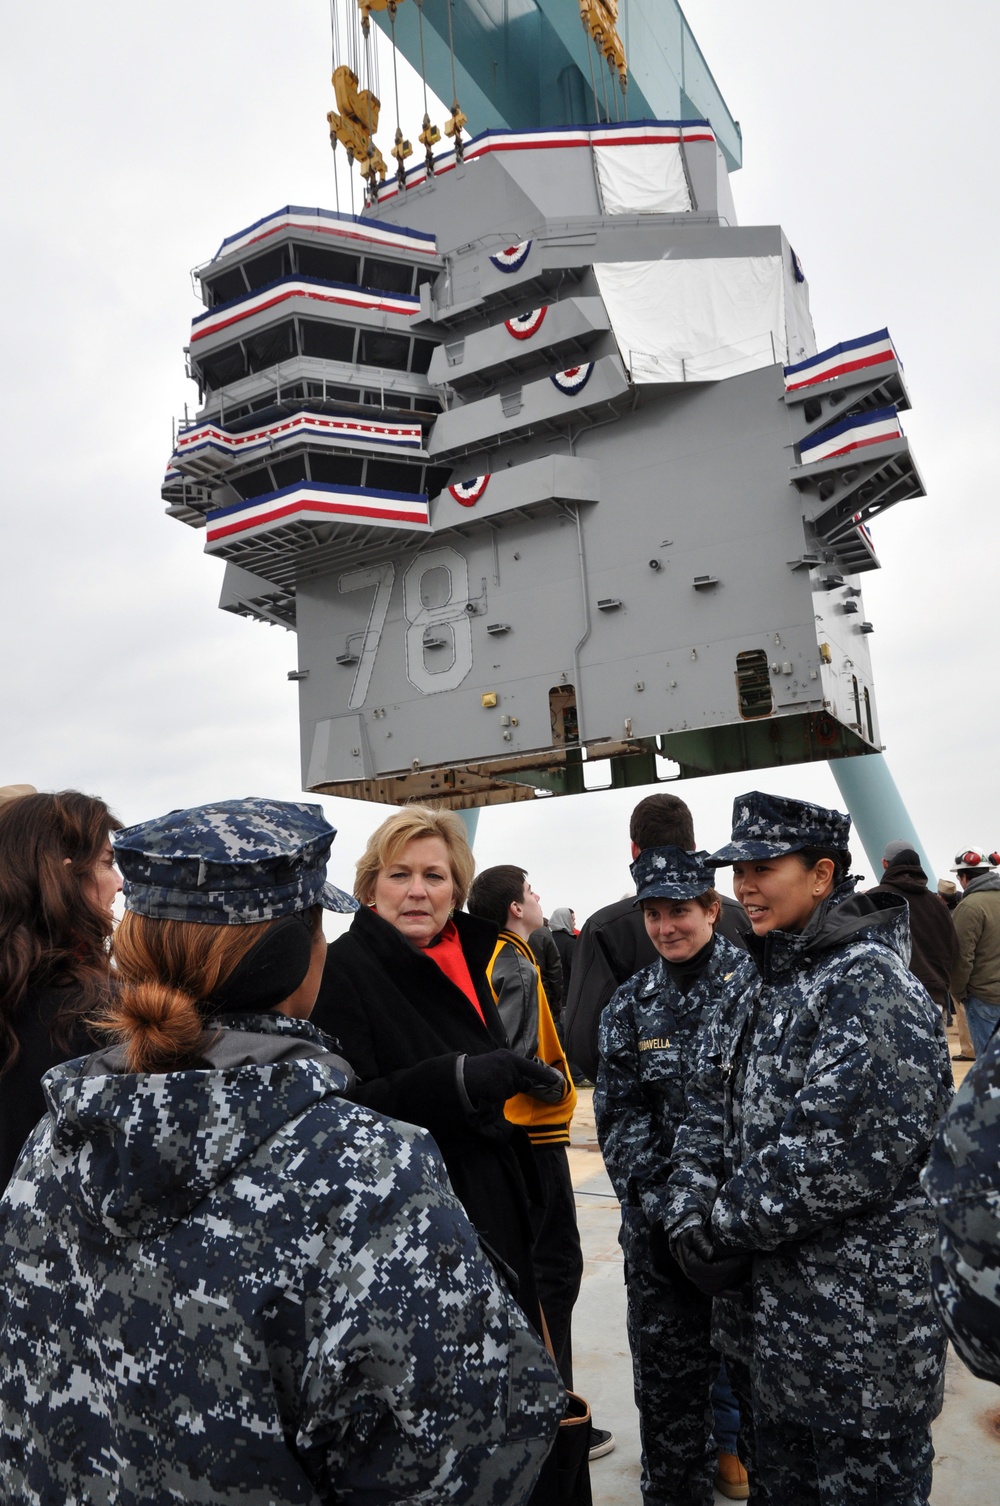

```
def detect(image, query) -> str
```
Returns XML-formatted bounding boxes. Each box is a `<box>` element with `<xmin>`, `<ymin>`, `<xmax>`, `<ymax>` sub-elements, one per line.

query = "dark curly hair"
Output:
<box><xmin>0</xmin><ymin>791</ymin><xmax>121</xmax><ymax>1074</ymax></box>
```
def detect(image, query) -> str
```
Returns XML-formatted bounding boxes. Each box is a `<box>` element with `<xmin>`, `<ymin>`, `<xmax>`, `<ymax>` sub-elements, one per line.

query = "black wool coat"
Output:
<box><xmin>867</xmin><ymin>860</ymin><xmax>959</xmax><ymax>1006</ymax></box>
<box><xmin>1</xmin><ymin>981</ymin><xmax>94</xmax><ymax>1190</ymax></box>
<box><xmin>311</xmin><ymin>904</ymin><xmax>541</xmax><ymax>1317</ymax></box>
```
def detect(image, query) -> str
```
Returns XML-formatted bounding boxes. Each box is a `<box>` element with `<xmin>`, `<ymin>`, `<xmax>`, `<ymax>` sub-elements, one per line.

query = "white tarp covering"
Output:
<box><xmin>594</xmin><ymin>143</ymin><xmax>692</xmax><ymax>215</ymax></box>
<box><xmin>594</xmin><ymin>256</ymin><xmax>787</xmax><ymax>382</ymax></box>
<box><xmin>715</xmin><ymin>147</ymin><xmax>738</xmax><ymax>227</ymax></box>
<box><xmin>783</xmin><ymin>258</ymin><xmax>817</xmax><ymax>367</ymax></box>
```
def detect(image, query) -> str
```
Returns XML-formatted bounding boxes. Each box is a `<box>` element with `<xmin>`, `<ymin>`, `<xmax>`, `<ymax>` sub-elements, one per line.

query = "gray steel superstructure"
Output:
<box><xmin>164</xmin><ymin>24</ymin><xmax>923</xmax><ymax>816</ymax></box>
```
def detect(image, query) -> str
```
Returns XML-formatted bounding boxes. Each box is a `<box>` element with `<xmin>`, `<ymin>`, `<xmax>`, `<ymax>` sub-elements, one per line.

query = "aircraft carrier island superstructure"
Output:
<box><xmin>163</xmin><ymin>1</ymin><xmax>924</xmax><ymax>812</ymax></box>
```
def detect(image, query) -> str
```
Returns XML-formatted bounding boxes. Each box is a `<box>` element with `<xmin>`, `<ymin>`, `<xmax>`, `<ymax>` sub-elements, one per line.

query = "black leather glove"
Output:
<box><xmin>672</xmin><ymin>1224</ymin><xmax>752</xmax><ymax>1296</ymax></box>
<box><xmin>461</xmin><ymin>1049</ymin><xmax>564</xmax><ymax>1106</ymax></box>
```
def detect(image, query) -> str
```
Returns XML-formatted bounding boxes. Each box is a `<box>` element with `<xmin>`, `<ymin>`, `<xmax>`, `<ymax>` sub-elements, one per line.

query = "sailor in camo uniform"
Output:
<box><xmin>921</xmin><ymin>1021</ymin><xmax>1000</xmax><ymax>1386</ymax></box>
<box><xmin>595</xmin><ymin>846</ymin><xmax>751</xmax><ymax>1506</ymax></box>
<box><xmin>0</xmin><ymin>798</ymin><xmax>563</xmax><ymax>1506</ymax></box>
<box><xmin>663</xmin><ymin>793</ymin><xmax>953</xmax><ymax>1506</ymax></box>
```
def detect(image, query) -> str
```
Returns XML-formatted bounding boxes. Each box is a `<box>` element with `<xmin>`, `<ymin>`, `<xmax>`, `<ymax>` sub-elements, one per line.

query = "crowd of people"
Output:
<box><xmin>0</xmin><ymin>780</ymin><xmax>997</xmax><ymax>1506</ymax></box>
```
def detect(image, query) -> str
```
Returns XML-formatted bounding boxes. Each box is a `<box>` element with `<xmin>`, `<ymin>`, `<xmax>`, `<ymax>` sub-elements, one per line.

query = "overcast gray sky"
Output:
<box><xmin>2</xmin><ymin>0</ymin><xmax>996</xmax><ymax>921</ymax></box>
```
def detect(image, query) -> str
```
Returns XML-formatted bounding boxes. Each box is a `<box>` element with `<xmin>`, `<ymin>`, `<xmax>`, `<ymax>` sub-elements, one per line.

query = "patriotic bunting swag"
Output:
<box><xmin>798</xmin><ymin>406</ymin><xmax>902</xmax><ymax>466</ymax></box>
<box><xmin>207</xmin><ymin>482</ymin><xmax>430</xmax><ymax>544</ymax></box>
<box><xmin>504</xmin><ymin>307</ymin><xmax>547</xmax><ymax>340</ymax></box>
<box><xmin>784</xmin><ymin>329</ymin><xmax>896</xmax><ymax>393</ymax></box>
<box><xmin>550</xmin><ymin>363</ymin><xmax>594</xmax><ymax>396</ymax></box>
<box><xmin>490</xmin><ymin>240</ymin><xmax>532</xmax><ymax>273</ymax></box>
<box><xmin>448</xmin><ymin>475</ymin><xmax>491</xmax><ymax>507</ymax></box>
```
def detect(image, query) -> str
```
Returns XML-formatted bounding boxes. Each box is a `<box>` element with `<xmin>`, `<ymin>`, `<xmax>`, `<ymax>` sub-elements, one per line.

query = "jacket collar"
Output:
<box><xmin>41</xmin><ymin>1013</ymin><xmax>355</xmax><ymax>1239</ymax></box>
<box><xmin>635</xmin><ymin>932</ymin><xmax>743</xmax><ymax>1000</ymax></box>
<box><xmin>960</xmin><ymin>871</ymin><xmax>1000</xmax><ymax>899</ymax></box>
<box><xmin>879</xmin><ymin>859</ymin><xmax>929</xmax><ymax>894</ymax></box>
<box><xmin>352</xmin><ymin>901</ymin><xmax>499</xmax><ymax>972</ymax></box>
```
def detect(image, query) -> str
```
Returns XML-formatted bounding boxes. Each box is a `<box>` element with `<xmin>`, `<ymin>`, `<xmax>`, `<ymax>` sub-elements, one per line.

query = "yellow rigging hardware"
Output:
<box><xmin>357</xmin><ymin>0</ymin><xmax>394</xmax><ymax>30</ymax></box>
<box><xmin>327</xmin><ymin>0</ymin><xmax>467</xmax><ymax>191</ymax></box>
<box><xmin>327</xmin><ymin>64</ymin><xmax>387</xmax><ymax>189</ymax></box>
<box><xmin>579</xmin><ymin>0</ymin><xmax>628</xmax><ymax>106</ymax></box>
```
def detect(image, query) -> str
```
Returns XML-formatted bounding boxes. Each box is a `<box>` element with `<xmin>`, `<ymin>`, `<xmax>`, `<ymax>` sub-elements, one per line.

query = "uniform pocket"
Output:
<box><xmin>866</xmin><ymin>1230</ymin><xmax>946</xmax><ymax>1425</ymax></box>
<box><xmin>753</xmin><ymin>1235</ymin><xmax>869</xmax><ymax>1430</ymax></box>
<box><xmin>638</xmin><ymin>1046</ymin><xmax>687</xmax><ymax>1139</ymax></box>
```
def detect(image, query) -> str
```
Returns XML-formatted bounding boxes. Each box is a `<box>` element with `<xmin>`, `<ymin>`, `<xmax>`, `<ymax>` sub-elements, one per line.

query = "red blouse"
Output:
<box><xmin>422</xmin><ymin>919</ymin><xmax>486</xmax><ymax>1023</ymax></box>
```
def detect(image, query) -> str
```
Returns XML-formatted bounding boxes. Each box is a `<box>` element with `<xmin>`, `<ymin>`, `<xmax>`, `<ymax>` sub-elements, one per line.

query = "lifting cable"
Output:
<box><xmin>416</xmin><ymin>0</ymin><xmax>440</xmax><ymax>176</ymax></box>
<box><xmin>362</xmin><ymin>11</ymin><xmax>377</xmax><ymax>199</ymax></box>
<box><xmin>388</xmin><ymin>4</ymin><xmax>411</xmax><ymax>188</ymax></box>
<box><xmin>446</xmin><ymin>0</ymin><xmax>458</xmax><ymax>122</ymax></box>
<box><xmin>390</xmin><ymin>10</ymin><xmax>402</xmax><ymax>138</ymax></box>
<box><xmin>417</xmin><ymin>0</ymin><xmax>430</xmax><ymax>123</ymax></box>
<box><xmin>583</xmin><ymin>17</ymin><xmax>599</xmax><ymax>123</ymax></box>
<box><xmin>329</xmin><ymin>0</ymin><xmax>341</xmax><ymax>213</ymax></box>
<box><xmin>444</xmin><ymin>0</ymin><xmax>466</xmax><ymax>162</ymax></box>
<box><xmin>371</xmin><ymin>12</ymin><xmax>381</xmax><ymax>107</ymax></box>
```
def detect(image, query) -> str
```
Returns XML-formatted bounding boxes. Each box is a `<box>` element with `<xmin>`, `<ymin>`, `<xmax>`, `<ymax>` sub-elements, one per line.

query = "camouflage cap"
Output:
<box><xmin>709</xmin><ymin>790</ymin><xmax>851</xmax><ymax>865</ymax></box>
<box><xmin>113</xmin><ymin>797</ymin><xmax>358</xmax><ymax>924</ymax></box>
<box><xmin>631</xmin><ymin>845</ymin><xmax>717</xmax><ymax>902</ymax></box>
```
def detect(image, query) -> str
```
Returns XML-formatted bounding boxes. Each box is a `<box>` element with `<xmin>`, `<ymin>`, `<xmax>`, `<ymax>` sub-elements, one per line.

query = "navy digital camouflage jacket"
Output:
<box><xmin>0</xmin><ymin>1012</ymin><xmax>562</xmax><ymax>1505</ymax></box>
<box><xmin>665</xmin><ymin>885</ymin><xmax>953</xmax><ymax>1437</ymax></box>
<box><xmin>921</xmin><ymin>1023</ymin><xmax>1000</xmax><ymax>1384</ymax></box>
<box><xmin>594</xmin><ymin>933</ymin><xmax>747</xmax><ymax>1271</ymax></box>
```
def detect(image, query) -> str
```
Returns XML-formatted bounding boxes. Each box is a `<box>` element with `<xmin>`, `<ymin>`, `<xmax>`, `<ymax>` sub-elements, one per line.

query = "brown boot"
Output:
<box><xmin>715</xmin><ymin>1451</ymin><xmax>749</xmax><ymax>1500</ymax></box>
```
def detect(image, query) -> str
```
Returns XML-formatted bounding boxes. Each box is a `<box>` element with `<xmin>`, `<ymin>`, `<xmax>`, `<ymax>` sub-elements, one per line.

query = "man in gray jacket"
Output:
<box><xmin>950</xmin><ymin>845</ymin><xmax>1000</xmax><ymax>1055</ymax></box>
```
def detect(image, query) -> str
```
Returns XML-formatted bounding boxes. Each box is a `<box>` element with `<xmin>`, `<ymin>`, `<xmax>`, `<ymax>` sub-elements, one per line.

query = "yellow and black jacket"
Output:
<box><xmin>486</xmin><ymin>931</ymin><xmax>577</xmax><ymax>1146</ymax></box>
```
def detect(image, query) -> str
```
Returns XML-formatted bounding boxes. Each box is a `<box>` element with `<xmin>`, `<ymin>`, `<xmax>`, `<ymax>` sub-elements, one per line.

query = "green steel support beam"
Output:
<box><xmin>372</xmin><ymin>0</ymin><xmax>741</xmax><ymax>168</ymax></box>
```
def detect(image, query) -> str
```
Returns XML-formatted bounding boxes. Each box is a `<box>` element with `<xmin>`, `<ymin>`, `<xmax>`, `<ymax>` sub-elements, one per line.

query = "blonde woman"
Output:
<box><xmin>313</xmin><ymin>806</ymin><xmax>561</xmax><ymax>1329</ymax></box>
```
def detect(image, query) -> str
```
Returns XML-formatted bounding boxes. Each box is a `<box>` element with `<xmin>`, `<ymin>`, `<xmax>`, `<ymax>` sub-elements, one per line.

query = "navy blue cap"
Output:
<box><xmin>113</xmin><ymin>797</ymin><xmax>358</xmax><ymax>924</ymax></box>
<box><xmin>710</xmin><ymin>791</ymin><xmax>851</xmax><ymax>865</ymax></box>
<box><xmin>631</xmin><ymin>846</ymin><xmax>717</xmax><ymax>902</ymax></box>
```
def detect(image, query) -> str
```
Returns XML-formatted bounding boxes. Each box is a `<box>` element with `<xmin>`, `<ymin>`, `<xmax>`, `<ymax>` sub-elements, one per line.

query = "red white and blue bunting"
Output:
<box><xmin>191</xmin><ymin>277</ymin><xmax>419</xmax><ymax>343</ymax></box>
<box><xmin>206</xmin><ymin>481</ymin><xmax>430</xmax><ymax>547</ymax></box>
<box><xmin>205</xmin><ymin>207</ymin><xmax>436</xmax><ymax>268</ymax></box>
<box><xmin>374</xmin><ymin>121</ymin><xmax>717</xmax><ymax>204</ymax></box>
<box><xmin>784</xmin><ymin>329</ymin><xmax>896</xmax><ymax>393</ymax></box>
<box><xmin>504</xmin><ymin>307</ymin><xmax>548</xmax><ymax>340</ymax></box>
<box><xmin>448</xmin><ymin>475</ymin><xmax>490</xmax><ymax>507</ymax></box>
<box><xmin>173</xmin><ymin>412</ymin><xmax>422</xmax><ymax>471</ymax></box>
<box><xmin>490</xmin><ymin>241</ymin><xmax>532</xmax><ymax>274</ymax></box>
<box><xmin>798</xmin><ymin>406</ymin><xmax>902</xmax><ymax>467</ymax></box>
<box><xmin>550</xmin><ymin>363</ymin><xmax>594</xmax><ymax>396</ymax></box>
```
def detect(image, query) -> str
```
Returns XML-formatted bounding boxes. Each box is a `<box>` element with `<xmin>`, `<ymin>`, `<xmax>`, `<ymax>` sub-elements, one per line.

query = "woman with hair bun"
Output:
<box><xmin>0</xmin><ymin>789</ymin><xmax>122</xmax><ymax>1188</ymax></box>
<box><xmin>0</xmin><ymin>797</ymin><xmax>562</xmax><ymax>1506</ymax></box>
